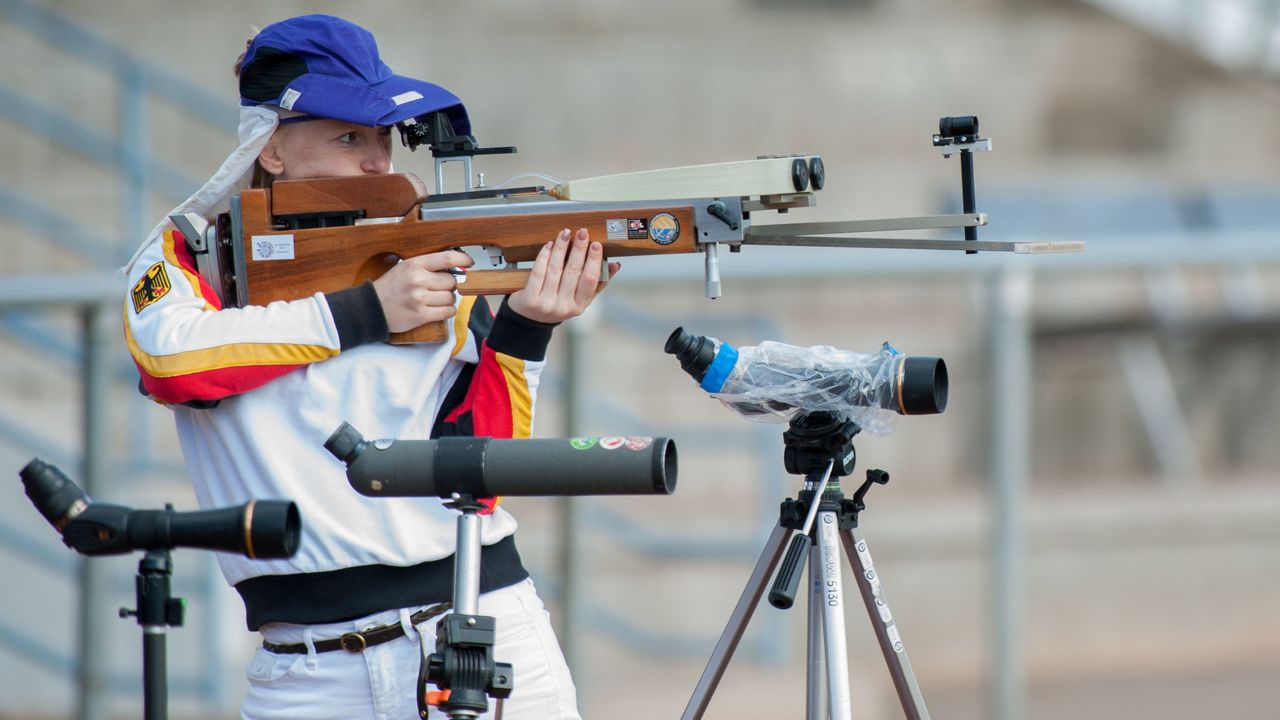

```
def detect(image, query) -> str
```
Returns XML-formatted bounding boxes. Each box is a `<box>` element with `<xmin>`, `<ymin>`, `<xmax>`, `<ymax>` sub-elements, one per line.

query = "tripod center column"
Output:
<box><xmin>815</xmin><ymin>510</ymin><xmax>853</xmax><ymax>720</ymax></box>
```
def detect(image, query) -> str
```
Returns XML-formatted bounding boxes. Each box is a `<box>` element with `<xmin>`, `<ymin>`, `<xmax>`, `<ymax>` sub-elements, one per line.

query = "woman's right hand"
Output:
<box><xmin>371</xmin><ymin>250</ymin><xmax>474</xmax><ymax>333</ymax></box>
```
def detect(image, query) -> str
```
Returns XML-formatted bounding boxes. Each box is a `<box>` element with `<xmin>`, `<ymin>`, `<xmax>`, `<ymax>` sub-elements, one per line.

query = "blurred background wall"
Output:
<box><xmin>1</xmin><ymin>0</ymin><xmax>1278</xmax><ymax>718</ymax></box>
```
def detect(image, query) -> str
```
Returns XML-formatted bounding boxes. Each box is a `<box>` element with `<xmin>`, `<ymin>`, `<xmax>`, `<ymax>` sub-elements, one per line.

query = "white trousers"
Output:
<box><xmin>242</xmin><ymin>578</ymin><xmax>581</xmax><ymax>720</ymax></box>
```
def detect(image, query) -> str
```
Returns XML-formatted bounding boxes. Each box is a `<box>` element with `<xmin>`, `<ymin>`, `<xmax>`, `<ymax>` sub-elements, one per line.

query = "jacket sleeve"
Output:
<box><xmin>433</xmin><ymin>296</ymin><xmax>556</xmax><ymax>512</ymax></box>
<box><xmin>124</xmin><ymin>229</ymin><xmax>388</xmax><ymax>406</ymax></box>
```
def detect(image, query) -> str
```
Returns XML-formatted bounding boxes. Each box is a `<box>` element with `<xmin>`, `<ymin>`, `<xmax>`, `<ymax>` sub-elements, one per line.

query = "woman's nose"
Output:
<box><xmin>362</xmin><ymin>142</ymin><xmax>391</xmax><ymax>174</ymax></box>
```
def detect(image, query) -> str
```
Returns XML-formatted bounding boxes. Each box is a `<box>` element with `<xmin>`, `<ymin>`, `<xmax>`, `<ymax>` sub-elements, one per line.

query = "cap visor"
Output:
<box><xmin>281</xmin><ymin>73</ymin><xmax>470</xmax><ymax>132</ymax></box>
<box><xmin>371</xmin><ymin>74</ymin><xmax>471</xmax><ymax>133</ymax></box>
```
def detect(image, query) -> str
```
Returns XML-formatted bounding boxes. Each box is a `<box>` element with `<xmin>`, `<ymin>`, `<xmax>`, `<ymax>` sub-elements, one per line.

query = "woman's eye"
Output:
<box><xmin>338</xmin><ymin>133</ymin><xmax>358</xmax><ymax>144</ymax></box>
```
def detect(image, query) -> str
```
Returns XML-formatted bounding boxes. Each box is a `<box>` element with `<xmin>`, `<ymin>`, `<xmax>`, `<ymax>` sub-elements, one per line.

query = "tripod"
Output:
<box><xmin>418</xmin><ymin>494</ymin><xmax>513</xmax><ymax>720</ymax></box>
<box><xmin>682</xmin><ymin>412</ymin><xmax>931</xmax><ymax>719</ymax></box>
<box><xmin>117</xmin><ymin>547</ymin><xmax>185</xmax><ymax>720</ymax></box>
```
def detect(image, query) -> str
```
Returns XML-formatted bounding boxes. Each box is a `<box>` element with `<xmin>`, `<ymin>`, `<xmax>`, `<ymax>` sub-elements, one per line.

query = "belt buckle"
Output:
<box><xmin>339</xmin><ymin>631</ymin><xmax>368</xmax><ymax>653</ymax></box>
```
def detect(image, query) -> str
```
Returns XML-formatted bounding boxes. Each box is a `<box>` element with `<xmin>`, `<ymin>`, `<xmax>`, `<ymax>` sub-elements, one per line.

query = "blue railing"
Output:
<box><xmin>0</xmin><ymin>0</ymin><xmax>236</xmax><ymax>261</ymax></box>
<box><xmin>0</xmin><ymin>1</ymin><xmax>238</xmax><ymax>714</ymax></box>
<box><xmin>0</xmin><ymin>0</ymin><xmax>237</xmax><ymax>477</ymax></box>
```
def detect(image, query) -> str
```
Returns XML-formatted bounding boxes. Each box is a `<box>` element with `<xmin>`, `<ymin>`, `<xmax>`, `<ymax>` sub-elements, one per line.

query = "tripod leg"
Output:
<box><xmin>816</xmin><ymin>512</ymin><xmax>854</xmax><ymax>720</ymax></box>
<box><xmin>840</xmin><ymin>527</ymin><xmax>931</xmax><ymax>719</ymax></box>
<box><xmin>142</xmin><ymin>630</ymin><xmax>167</xmax><ymax>720</ymax></box>
<box><xmin>682</xmin><ymin>524</ymin><xmax>791</xmax><ymax>720</ymax></box>
<box><xmin>806</xmin><ymin>543</ymin><xmax>827</xmax><ymax>720</ymax></box>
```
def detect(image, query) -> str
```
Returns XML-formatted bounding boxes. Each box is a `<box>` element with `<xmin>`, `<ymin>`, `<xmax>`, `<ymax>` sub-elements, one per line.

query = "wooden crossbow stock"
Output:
<box><xmin>172</xmin><ymin>119</ymin><xmax>1082</xmax><ymax>344</ymax></box>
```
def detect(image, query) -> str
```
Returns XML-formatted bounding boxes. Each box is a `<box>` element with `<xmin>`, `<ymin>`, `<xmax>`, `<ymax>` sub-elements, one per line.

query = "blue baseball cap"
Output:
<box><xmin>238</xmin><ymin>14</ymin><xmax>470</xmax><ymax>133</ymax></box>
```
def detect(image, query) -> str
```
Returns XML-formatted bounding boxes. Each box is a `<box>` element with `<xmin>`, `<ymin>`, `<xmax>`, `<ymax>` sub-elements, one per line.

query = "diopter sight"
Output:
<box><xmin>931</xmin><ymin>115</ymin><xmax>990</xmax><ymax>249</ymax></box>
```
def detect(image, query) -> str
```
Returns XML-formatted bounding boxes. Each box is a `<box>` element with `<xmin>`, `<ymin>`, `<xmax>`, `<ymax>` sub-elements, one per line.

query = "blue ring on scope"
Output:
<box><xmin>698</xmin><ymin>344</ymin><xmax>738</xmax><ymax>393</ymax></box>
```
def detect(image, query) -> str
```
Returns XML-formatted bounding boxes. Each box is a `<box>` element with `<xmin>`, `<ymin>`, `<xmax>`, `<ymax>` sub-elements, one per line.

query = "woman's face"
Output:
<box><xmin>258</xmin><ymin>119</ymin><xmax>394</xmax><ymax>180</ymax></box>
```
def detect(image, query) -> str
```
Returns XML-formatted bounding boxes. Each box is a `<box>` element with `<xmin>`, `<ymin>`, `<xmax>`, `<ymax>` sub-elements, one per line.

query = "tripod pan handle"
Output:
<box><xmin>768</xmin><ymin>533</ymin><xmax>811</xmax><ymax>610</ymax></box>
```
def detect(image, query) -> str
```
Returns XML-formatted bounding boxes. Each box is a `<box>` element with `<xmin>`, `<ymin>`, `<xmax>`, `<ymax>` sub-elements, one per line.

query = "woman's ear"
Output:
<box><xmin>257</xmin><ymin>135</ymin><xmax>286</xmax><ymax>177</ymax></box>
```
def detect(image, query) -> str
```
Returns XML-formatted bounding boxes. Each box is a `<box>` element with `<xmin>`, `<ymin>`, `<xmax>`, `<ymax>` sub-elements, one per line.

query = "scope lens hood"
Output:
<box><xmin>899</xmin><ymin>357</ymin><xmax>948</xmax><ymax>415</ymax></box>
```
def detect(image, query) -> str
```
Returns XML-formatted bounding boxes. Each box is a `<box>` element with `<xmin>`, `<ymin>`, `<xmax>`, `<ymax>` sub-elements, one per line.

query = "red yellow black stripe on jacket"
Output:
<box><xmin>125</xmin><ymin>230</ymin><xmax>338</xmax><ymax>405</ymax></box>
<box><xmin>124</xmin><ymin>227</ymin><xmax>555</xmax><ymax>515</ymax></box>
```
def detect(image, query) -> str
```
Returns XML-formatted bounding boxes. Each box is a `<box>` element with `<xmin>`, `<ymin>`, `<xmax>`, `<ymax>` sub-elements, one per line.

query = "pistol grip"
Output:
<box><xmin>384</xmin><ymin>271</ymin><xmax>531</xmax><ymax>345</ymax></box>
<box><xmin>455</xmin><ymin>269</ymin><xmax>533</xmax><ymax>296</ymax></box>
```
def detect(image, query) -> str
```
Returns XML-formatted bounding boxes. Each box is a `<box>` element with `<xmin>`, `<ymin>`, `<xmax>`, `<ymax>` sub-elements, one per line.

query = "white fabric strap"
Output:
<box><xmin>121</xmin><ymin>105</ymin><xmax>280</xmax><ymax>275</ymax></box>
<box><xmin>398</xmin><ymin>608</ymin><xmax>417</xmax><ymax>643</ymax></box>
<box><xmin>302</xmin><ymin>626</ymin><xmax>318</xmax><ymax>669</ymax></box>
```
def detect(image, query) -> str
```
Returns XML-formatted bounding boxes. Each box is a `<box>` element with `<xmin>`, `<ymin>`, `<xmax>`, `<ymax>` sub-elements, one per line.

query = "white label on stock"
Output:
<box><xmin>606</xmin><ymin>219</ymin><xmax>627</xmax><ymax>240</ymax></box>
<box><xmin>251</xmin><ymin>235</ymin><xmax>295</xmax><ymax>261</ymax></box>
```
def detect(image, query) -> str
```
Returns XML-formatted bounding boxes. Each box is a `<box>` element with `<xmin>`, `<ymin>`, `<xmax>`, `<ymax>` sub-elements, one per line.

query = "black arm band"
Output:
<box><xmin>324</xmin><ymin>282</ymin><xmax>389</xmax><ymax>350</ymax></box>
<box><xmin>486</xmin><ymin>298</ymin><xmax>557</xmax><ymax>361</ymax></box>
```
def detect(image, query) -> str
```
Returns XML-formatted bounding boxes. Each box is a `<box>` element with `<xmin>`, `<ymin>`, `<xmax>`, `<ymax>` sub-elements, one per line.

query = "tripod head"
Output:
<box><xmin>770</xmin><ymin>411</ymin><xmax>891</xmax><ymax>611</ymax></box>
<box><xmin>782</xmin><ymin>411</ymin><xmax>860</xmax><ymax>479</ymax></box>
<box><xmin>779</xmin><ymin>411</ymin><xmax>890</xmax><ymax>515</ymax></box>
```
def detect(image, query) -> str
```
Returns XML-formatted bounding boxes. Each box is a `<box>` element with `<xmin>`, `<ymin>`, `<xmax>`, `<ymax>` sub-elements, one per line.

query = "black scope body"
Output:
<box><xmin>938</xmin><ymin>115</ymin><xmax>979</xmax><ymax>138</ymax></box>
<box><xmin>20</xmin><ymin>458</ymin><xmax>301</xmax><ymax>559</ymax></box>
<box><xmin>326</xmin><ymin>423</ymin><xmax>677</xmax><ymax>498</ymax></box>
<box><xmin>665</xmin><ymin>327</ymin><xmax>948</xmax><ymax>416</ymax></box>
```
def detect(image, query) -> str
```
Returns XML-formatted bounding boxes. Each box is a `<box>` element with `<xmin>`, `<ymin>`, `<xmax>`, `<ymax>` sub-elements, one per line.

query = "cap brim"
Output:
<box><xmin>277</xmin><ymin>73</ymin><xmax>471</xmax><ymax>133</ymax></box>
<box><xmin>372</xmin><ymin>74</ymin><xmax>471</xmax><ymax>133</ymax></box>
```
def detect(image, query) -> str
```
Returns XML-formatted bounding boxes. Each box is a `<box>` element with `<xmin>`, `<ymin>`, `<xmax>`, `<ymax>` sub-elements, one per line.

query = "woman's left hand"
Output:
<box><xmin>506</xmin><ymin>227</ymin><xmax>621</xmax><ymax>323</ymax></box>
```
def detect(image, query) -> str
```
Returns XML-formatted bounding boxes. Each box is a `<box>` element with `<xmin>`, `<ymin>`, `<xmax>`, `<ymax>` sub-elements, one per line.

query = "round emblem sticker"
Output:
<box><xmin>649</xmin><ymin>213</ymin><xmax>680</xmax><ymax>245</ymax></box>
<box><xmin>570</xmin><ymin>438</ymin><xmax>598</xmax><ymax>450</ymax></box>
<box><xmin>625</xmin><ymin>437</ymin><xmax>653</xmax><ymax>451</ymax></box>
<box><xmin>599</xmin><ymin>437</ymin><xmax>626</xmax><ymax>450</ymax></box>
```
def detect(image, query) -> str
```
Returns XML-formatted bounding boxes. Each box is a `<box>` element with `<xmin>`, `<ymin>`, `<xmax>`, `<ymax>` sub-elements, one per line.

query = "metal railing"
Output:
<box><xmin>0</xmin><ymin>0</ymin><xmax>234</xmax><ymax>260</ymax></box>
<box><xmin>0</xmin><ymin>1</ymin><xmax>236</xmax><ymax>715</ymax></box>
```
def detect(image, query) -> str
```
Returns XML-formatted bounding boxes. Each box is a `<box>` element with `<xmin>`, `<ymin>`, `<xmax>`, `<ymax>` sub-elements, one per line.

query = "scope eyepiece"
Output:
<box><xmin>325</xmin><ymin>421</ymin><xmax>368</xmax><ymax>465</ymax></box>
<box><xmin>20</xmin><ymin>458</ymin><xmax>89</xmax><ymax>531</ymax></box>
<box><xmin>664</xmin><ymin>327</ymin><xmax>719</xmax><ymax>383</ymax></box>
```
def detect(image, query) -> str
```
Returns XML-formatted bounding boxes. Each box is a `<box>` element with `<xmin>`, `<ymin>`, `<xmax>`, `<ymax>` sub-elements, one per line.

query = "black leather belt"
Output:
<box><xmin>261</xmin><ymin>602</ymin><xmax>451</xmax><ymax>654</ymax></box>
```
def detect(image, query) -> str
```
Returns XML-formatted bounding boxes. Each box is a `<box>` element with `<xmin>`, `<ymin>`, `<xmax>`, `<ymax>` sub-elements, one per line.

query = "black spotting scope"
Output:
<box><xmin>325</xmin><ymin>423</ymin><xmax>677</xmax><ymax>498</ymax></box>
<box><xmin>20</xmin><ymin>458</ymin><xmax>301</xmax><ymax>559</ymax></box>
